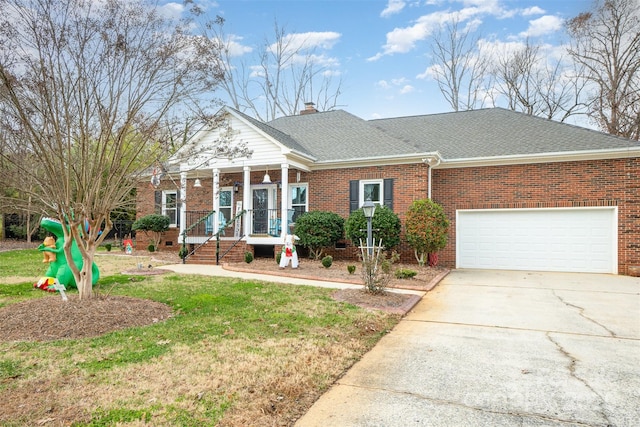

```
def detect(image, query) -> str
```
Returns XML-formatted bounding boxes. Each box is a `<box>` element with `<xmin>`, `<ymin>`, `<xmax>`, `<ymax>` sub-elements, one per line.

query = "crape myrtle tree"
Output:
<box><xmin>0</xmin><ymin>0</ymin><xmax>227</xmax><ymax>299</ymax></box>
<box><xmin>405</xmin><ymin>199</ymin><xmax>449</xmax><ymax>267</ymax></box>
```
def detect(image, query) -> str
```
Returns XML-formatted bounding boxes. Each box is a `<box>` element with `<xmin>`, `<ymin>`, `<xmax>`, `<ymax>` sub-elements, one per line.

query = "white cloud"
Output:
<box><xmin>223</xmin><ymin>35</ymin><xmax>253</xmax><ymax>57</ymax></box>
<box><xmin>519</xmin><ymin>15</ymin><xmax>563</xmax><ymax>37</ymax></box>
<box><xmin>399</xmin><ymin>84</ymin><xmax>415</xmax><ymax>94</ymax></box>
<box><xmin>521</xmin><ymin>6</ymin><xmax>545</xmax><ymax>16</ymax></box>
<box><xmin>372</xmin><ymin>1</ymin><xmax>508</xmax><ymax>58</ymax></box>
<box><xmin>376</xmin><ymin>80</ymin><xmax>391</xmax><ymax>89</ymax></box>
<box><xmin>158</xmin><ymin>2</ymin><xmax>184</xmax><ymax>19</ymax></box>
<box><xmin>381</xmin><ymin>0</ymin><xmax>406</xmax><ymax>17</ymax></box>
<box><xmin>416</xmin><ymin>64</ymin><xmax>440</xmax><ymax>80</ymax></box>
<box><xmin>270</xmin><ymin>31</ymin><xmax>341</xmax><ymax>53</ymax></box>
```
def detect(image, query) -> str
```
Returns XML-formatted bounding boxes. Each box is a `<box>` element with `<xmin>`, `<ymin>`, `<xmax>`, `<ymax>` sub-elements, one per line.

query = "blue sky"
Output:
<box><xmin>164</xmin><ymin>0</ymin><xmax>591</xmax><ymax>120</ymax></box>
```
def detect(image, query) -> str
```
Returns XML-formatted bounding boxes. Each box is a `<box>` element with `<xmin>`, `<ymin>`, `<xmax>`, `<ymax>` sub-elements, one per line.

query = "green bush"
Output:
<box><xmin>244</xmin><ymin>251</ymin><xmax>254</xmax><ymax>263</ymax></box>
<box><xmin>105</xmin><ymin>243</ymin><xmax>112</xmax><ymax>252</ymax></box>
<box><xmin>395</xmin><ymin>268</ymin><xmax>418</xmax><ymax>279</ymax></box>
<box><xmin>147</xmin><ymin>244</ymin><xmax>155</xmax><ymax>252</ymax></box>
<box><xmin>275</xmin><ymin>251</ymin><xmax>282</xmax><ymax>264</ymax></box>
<box><xmin>405</xmin><ymin>199</ymin><xmax>449</xmax><ymax>266</ymax></box>
<box><xmin>294</xmin><ymin>211</ymin><xmax>344</xmax><ymax>260</ymax></box>
<box><xmin>321</xmin><ymin>255</ymin><xmax>333</xmax><ymax>268</ymax></box>
<box><xmin>345</xmin><ymin>206</ymin><xmax>401</xmax><ymax>250</ymax></box>
<box><xmin>132</xmin><ymin>214</ymin><xmax>170</xmax><ymax>250</ymax></box>
<box><xmin>347</xmin><ymin>265</ymin><xmax>356</xmax><ymax>274</ymax></box>
<box><xmin>178</xmin><ymin>246</ymin><xmax>188</xmax><ymax>259</ymax></box>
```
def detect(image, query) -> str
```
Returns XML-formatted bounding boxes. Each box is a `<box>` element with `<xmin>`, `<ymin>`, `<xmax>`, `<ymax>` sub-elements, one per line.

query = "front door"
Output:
<box><xmin>252</xmin><ymin>186</ymin><xmax>277</xmax><ymax>234</ymax></box>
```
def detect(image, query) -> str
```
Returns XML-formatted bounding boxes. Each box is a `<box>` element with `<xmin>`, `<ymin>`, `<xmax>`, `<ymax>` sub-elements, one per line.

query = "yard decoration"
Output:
<box><xmin>41</xmin><ymin>236</ymin><xmax>57</xmax><ymax>263</ymax></box>
<box><xmin>279</xmin><ymin>234</ymin><xmax>300</xmax><ymax>269</ymax></box>
<box><xmin>35</xmin><ymin>217</ymin><xmax>100</xmax><ymax>290</ymax></box>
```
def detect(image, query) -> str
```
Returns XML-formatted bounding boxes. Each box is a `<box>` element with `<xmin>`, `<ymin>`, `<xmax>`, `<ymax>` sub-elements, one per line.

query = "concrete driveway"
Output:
<box><xmin>296</xmin><ymin>270</ymin><xmax>640</xmax><ymax>427</ymax></box>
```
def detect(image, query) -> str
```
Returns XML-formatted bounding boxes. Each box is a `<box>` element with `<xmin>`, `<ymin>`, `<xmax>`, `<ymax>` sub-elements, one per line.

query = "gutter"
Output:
<box><xmin>422</xmin><ymin>155</ymin><xmax>442</xmax><ymax>199</ymax></box>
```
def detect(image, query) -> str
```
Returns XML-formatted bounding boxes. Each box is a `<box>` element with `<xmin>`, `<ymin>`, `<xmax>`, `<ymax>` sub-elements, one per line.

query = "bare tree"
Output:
<box><xmin>428</xmin><ymin>16</ymin><xmax>490</xmax><ymax>111</ymax></box>
<box><xmin>0</xmin><ymin>0</ymin><xmax>227</xmax><ymax>299</ymax></box>
<box><xmin>213</xmin><ymin>19</ymin><xmax>343</xmax><ymax>121</ymax></box>
<box><xmin>567</xmin><ymin>0</ymin><xmax>640</xmax><ymax>139</ymax></box>
<box><xmin>491</xmin><ymin>40</ymin><xmax>586</xmax><ymax>122</ymax></box>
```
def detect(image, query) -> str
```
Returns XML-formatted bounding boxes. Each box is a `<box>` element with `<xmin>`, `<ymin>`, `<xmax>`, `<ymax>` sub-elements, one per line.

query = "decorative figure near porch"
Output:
<box><xmin>41</xmin><ymin>236</ymin><xmax>57</xmax><ymax>263</ymax></box>
<box><xmin>34</xmin><ymin>217</ymin><xmax>100</xmax><ymax>290</ymax></box>
<box><xmin>279</xmin><ymin>234</ymin><xmax>300</xmax><ymax>269</ymax></box>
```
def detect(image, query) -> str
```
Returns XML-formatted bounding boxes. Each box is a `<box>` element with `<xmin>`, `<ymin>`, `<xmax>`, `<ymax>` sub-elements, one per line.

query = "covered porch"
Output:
<box><xmin>178</xmin><ymin>163</ymin><xmax>307</xmax><ymax>248</ymax></box>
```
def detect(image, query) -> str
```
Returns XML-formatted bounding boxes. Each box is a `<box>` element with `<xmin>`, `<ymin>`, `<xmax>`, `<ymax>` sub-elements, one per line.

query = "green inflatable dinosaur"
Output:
<box><xmin>37</xmin><ymin>217</ymin><xmax>100</xmax><ymax>289</ymax></box>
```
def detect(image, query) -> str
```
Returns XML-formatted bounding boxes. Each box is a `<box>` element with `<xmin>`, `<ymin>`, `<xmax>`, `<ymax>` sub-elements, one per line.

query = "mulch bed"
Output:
<box><xmin>0</xmin><ymin>295</ymin><xmax>173</xmax><ymax>342</ymax></box>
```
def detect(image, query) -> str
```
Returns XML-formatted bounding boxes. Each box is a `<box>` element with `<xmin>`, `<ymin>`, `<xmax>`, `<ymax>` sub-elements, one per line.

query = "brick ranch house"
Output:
<box><xmin>136</xmin><ymin>105</ymin><xmax>640</xmax><ymax>275</ymax></box>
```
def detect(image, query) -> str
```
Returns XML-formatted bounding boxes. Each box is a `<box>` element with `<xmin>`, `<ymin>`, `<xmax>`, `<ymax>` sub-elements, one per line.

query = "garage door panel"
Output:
<box><xmin>457</xmin><ymin>208</ymin><xmax>616</xmax><ymax>273</ymax></box>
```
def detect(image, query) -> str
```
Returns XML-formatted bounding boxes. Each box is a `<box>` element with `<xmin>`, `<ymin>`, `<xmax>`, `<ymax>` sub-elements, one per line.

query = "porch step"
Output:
<box><xmin>185</xmin><ymin>240</ymin><xmax>248</xmax><ymax>264</ymax></box>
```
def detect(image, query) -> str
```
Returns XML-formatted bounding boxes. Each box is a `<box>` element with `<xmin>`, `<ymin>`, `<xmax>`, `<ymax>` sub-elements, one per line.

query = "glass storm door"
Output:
<box><xmin>252</xmin><ymin>188</ymin><xmax>269</xmax><ymax>234</ymax></box>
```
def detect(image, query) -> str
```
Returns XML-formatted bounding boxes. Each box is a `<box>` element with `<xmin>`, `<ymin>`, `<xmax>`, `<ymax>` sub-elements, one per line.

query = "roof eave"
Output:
<box><xmin>438</xmin><ymin>147</ymin><xmax>640</xmax><ymax>169</ymax></box>
<box><xmin>310</xmin><ymin>152</ymin><xmax>442</xmax><ymax>170</ymax></box>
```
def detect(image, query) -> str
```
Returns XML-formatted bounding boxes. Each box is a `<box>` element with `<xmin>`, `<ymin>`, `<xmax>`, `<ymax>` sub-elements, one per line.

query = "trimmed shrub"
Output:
<box><xmin>178</xmin><ymin>246</ymin><xmax>188</xmax><ymax>259</ymax></box>
<box><xmin>294</xmin><ymin>211</ymin><xmax>344</xmax><ymax>260</ymax></box>
<box><xmin>147</xmin><ymin>244</ymin><xmax>155</xmax><ymax>252</ymax></box>
<box><xmin>321</xmin><ymin>255</ymin><xmax>333</xmax><ymax>268</ymax></box>
<box><xmin>347</xmin><ymin>265</ymin><xmax>356</xmax><ymax>274</ymax></box>
<box><xmin>244</xmin><ymin>251</ymin><xmax>254</xmax><ymax>263</ymax></box>
<box><xmin>395</xmin><ymin>268</ymin><xmax>418</xmax><ymax>279</ymax></box>
<box><xmin>275</xmin><ymin>251</ymin><xmax>282</xmax><ymax>264</ymax></box>
<box><xmin>345</xmin><ymin>206</ymin><xmax>401</xmax><ymax>250</ymax></box>
<box><xmin>105</xmin><ymin>243</ymin><xmax>112</xmax><ymax>252</ymax></box>
<box><xmin>132</xmin><ymin>214</ymin><xmax>170</xmax><ymax>250</ymax></box>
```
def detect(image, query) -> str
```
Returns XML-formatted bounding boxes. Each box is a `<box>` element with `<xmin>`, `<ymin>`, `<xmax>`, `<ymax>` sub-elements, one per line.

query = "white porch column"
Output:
<box><xmin>280</xmin><ymin>163</ymin><xmax>289</xmax><ymax>237</ymax></box>
<box><xmin>243</xmin><ymin>166</ymin><xmax>251</xmax><ymax>236</ymax></box>
<box><xmin>212</xmin><ymin>168</ymin><xmax>220</xmax><ymax>230</ymax></box>
<box><xmin>179</xmin><ymin>171</ymin><xmax>187</xmax><ymax>245</ymax></box>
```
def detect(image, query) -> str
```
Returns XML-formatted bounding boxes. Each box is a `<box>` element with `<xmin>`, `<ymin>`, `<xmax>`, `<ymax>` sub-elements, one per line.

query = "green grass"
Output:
<box><xmin>0</xmin><ymin>250</ymin><xmax>400</xmax><ymax>426</ymax></box>
<box><xmin>0</xmin><ymin>249</ymin><xmax>44</xmax><ymax>279</ymax></box>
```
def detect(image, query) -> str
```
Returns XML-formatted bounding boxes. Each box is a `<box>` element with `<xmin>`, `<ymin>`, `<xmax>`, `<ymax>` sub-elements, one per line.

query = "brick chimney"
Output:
<box><xmin>300</xmin><ymin>102</ymin><xmax>318</xmax><ymax>115</ymax></box>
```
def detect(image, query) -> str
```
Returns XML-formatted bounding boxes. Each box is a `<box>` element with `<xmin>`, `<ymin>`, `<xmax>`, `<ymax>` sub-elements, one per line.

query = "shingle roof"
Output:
<box><xmin>265</xmin><ymin>107</ymin><xmax>638</xmax><ymax>163</ymax></box>
<box><xmin>268</xmin><ymin>110</ymin><xmax>422</xmax><ymax>162</ymax></box>
<box><xmin>370</xmin><ymin>108</ymin><xmax>639</xmax><ymax>159</ymax></box>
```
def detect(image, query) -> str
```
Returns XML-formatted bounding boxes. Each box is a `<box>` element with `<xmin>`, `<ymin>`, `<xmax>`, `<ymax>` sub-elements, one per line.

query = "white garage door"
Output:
<box><xmin>457</xmin><ymin>208</ymin><xmax>617</xmax><ymax>273</ymax></box>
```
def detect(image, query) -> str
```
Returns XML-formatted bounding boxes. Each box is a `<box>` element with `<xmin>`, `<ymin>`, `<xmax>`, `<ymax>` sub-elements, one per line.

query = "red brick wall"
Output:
<box><xmin>431</xmin><ymin>158</ymin><xmax>639</xmax><ymax>274</ymax></box>
<box><xmin>137</xmin><ymin>158</ymin><xmax>639</xmax><ymax>274</ymax></box>
<box><xmin>308</xmin><ymin>164</ymin><xmax>430</xmax><ymax>263</ymax></box>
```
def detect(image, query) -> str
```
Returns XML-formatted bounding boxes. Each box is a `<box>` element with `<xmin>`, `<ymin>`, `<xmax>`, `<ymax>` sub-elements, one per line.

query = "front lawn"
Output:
<box><xmin>0</xmin><ymin>250</ymin><xmax>401</xmax><ymax>426</ymax></box>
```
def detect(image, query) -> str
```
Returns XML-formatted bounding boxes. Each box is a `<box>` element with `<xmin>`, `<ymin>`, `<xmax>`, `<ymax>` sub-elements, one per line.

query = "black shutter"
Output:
<box><xmin>349</xmin><ymin>180</ymin><xmax>359</xmax><ymax>213</ymax></box>
<box><xmin>383</xmin><ymin>178</ymin><xmax>393</xmax><ymax>211</ymax></box>
<box><xmin>176</xmin><ymin>190</ymin><xmax>181</xmax><ymax>227</ymax></box>
<box><xmin>154</xmin><ymin>191</ymin><xmax>162</xmax><ymax>214</ymax></box>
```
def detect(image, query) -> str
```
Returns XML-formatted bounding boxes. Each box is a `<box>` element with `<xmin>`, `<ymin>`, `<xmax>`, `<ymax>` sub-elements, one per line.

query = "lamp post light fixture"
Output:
<box><xmin>362</xmin><ymin>198</ymin><xmax>376</xmax><ymax>255</ymax></box>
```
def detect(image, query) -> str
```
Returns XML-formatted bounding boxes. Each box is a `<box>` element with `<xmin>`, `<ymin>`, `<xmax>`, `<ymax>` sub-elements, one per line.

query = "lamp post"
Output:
<box><xmin>362</xmin><ymin>198</ymin><xmax>376</xmax><ymax>256</ymax></box>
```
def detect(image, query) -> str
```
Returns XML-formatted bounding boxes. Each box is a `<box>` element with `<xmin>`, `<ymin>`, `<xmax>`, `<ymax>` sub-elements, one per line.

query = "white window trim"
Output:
<box><xmin>162</xmin><ymin>190</ymin><xmax>178</xmax><ymax>227</ymax></box>
<box><xmin>289</xmin><ymin>183</ymin><xmax>309</xmax><ymax>213</ymax></box>
<box><xmin>218</xmin><ymin>187</ymin><xmax>233</xmax><ymax>220</ymax></box>
<box><xmin>359</xmin><ymin>179</ymin><xmax>384</xmax><ymax>207</ymax></box>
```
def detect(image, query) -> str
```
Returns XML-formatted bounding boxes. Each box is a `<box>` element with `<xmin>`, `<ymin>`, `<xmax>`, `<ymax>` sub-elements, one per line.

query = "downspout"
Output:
<box><xmin>422</xmin><ymin>156</ymin><xmax>441</xmax><ymax>199</ymax></box>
